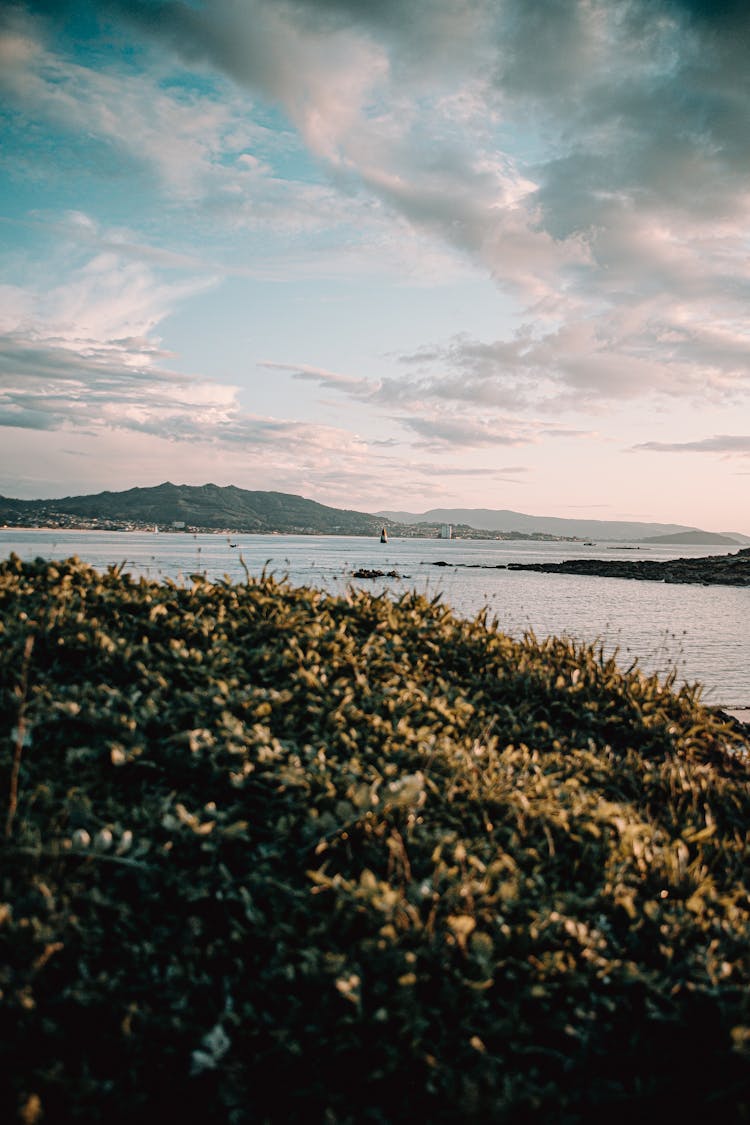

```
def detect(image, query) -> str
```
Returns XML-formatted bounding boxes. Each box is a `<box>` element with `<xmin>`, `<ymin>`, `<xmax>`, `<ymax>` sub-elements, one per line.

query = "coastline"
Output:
<box><xmin>3</xmin><ymin>532</ymin><xmax>748</xmax><ymax>708</ymax></box>
<box><xmin>505</xmin><ymin>547</ymin><xmax>750</xmax><ymax>587</ymax></box>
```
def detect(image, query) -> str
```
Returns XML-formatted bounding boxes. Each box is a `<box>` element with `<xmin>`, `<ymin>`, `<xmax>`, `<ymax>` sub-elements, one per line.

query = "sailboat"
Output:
<box><xmin>380</xmin><ymin>526</ymin><xmax>388</xmax><ymax>544</ymax></box>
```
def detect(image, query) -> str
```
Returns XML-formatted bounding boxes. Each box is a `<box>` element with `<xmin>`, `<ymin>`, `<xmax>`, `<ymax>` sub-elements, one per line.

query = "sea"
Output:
<box><xmin>1</xmin><ymin>529</ymin><xmax>748</xmax><ymax>711</ymax></box>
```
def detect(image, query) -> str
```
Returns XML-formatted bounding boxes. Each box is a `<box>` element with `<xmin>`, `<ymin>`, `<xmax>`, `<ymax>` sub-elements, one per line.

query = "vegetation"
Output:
<box><xmin>0</xmin><ymin>483</ymin><xmax>581</xmax><ymax>540</ymax></box>
<box><xmin>0</xmin><ymin>482</ymin><xmax>388</xmax><ymax>536</ymax></box>
<box><xmin>1</xmin><ymin>555</ymin><xmax>748</xmax><ymax>1123</ymax></box>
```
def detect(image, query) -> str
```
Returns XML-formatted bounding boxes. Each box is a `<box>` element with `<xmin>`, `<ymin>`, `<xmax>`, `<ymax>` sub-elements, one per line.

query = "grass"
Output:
<box><xmin>1</xmin><ymin>555</ymin><xmax>748</xmax><ymax>1123</ymax></box>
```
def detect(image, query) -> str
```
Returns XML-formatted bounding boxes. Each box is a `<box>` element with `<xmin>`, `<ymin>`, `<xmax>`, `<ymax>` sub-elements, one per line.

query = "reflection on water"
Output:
<box><xmin>1</xmin><ymin>529</ymin><xmax>747</xmax><ymax>706</ymax></box>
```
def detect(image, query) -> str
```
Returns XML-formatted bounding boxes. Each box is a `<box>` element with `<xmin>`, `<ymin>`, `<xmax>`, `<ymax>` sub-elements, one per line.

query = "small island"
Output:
<box><xmin>507</xmin><ymin>547</ymin><xmax>750</xmax><ymax>586</ymax></box>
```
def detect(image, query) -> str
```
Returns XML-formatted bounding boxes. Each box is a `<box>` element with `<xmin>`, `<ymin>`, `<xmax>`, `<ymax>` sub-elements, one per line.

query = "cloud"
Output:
<box><xmin>93</xmin><ymin>0</ymin><xmax>391</xmax><ymax>165</ymax></box>
<box><xmin>0</xmin><ymin>7</ymin><xmax>387</xmax><ymax>251</ymax></box>
<box><xmin>0</xmin><ymin>14</ymin><xmax>481</xmax><ymax>287</ymax></box>
<box><xmin>5</xmin><ymin>0</ymin><xmax>750</xmax><ymax>489</ymax></box>
<box><xmin>394</xmin><ymin>305</ymin><xmax>750</xmax><ymax>414</ymax></box>
<box><xmin>32</xmin><ymin>212</ymin><xmax>214</xmax><ymax>273</ymax></box>
<box><xmin>0</xmin><ymin>221</ymin><xmax>217</xmax><ymax>350</ymax></box>
<box><xmin>0</xmin><ymin>236</ymin><xmax>417</xmax><ymax>505</ymax></box>
<box><xmin>633</xmin><ymin>435</ymin><xmax>750</xmax><ymax>454</ymax></box>
<box><xmin>401</xmin><ymin>414</ymin><xmax>534</xmax><ymax>449</ymax></box>
<box><xmin>17</xmin><ymin>0</ymin><xmax>583</xmax><ymax>297</ymax></box>
<box><xmin>258</xmin><ymin>349</ymin><xmax>606</xmax><ymax>455</ymax></box>
<box><xmin>10</xmin><ymin>0</ymin><xmax>749</xmax><ymax>316</ymax></box>
<box><xmin>259</xmin><ymin>351</ymin><xmax>549</xmax><ymax>443</ymax></box>
<box><xmin>259</xmin><ymin>360</ymin><xmax>374</xmax><ymax>396</ymax></box>
<box><xmin>0</xmin><ymin>406</ymin><xmax>59</xmax><ymax>430</ymax></box>
<box><xmin>2</xmin><ymin>226</ymin><xmax>553</xmax><ymax>508</ymax></box>
<box><xmin>0</xmin><ymin>325</ymin><xmax>404</xmax><ymax>507</ymax></box>
<box><xmin>11</xmin><ymin>1</ymin><xmax>750</xmax><ymax>250</ymax></box>
<box><xmin>539</xmin><ymin>428</ymin><xmax>597</xmax><ymax>440</ymax></box>
<box><xmin>0</xmin><ymin>238</ymin><xmax>315</xmax><ymax>454</ymax></box>
<box><xmin>0</xmin><ymin>330</ymin><xmax>235</xmax><ymax>429</ymax></box>
<box><xmin>408</xmin><ymin>461</ymin><xmax>529</xmax><ymax>481</ymax></box>
<box><xmin>0</xmin><ymin>9</ymin><xmax>246</xmax><ymax>199</ymax></box>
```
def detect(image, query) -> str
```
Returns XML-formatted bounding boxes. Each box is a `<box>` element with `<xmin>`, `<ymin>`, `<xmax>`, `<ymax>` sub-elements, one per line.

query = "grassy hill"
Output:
<box><xmin>0</xmin><ymin>484</ymin><xmax>574</xmax><ymax>540</ymax></box>
<box><xmin>1</xmin><ymin>556</ymin><xmax>748</xmax><ymax>1122</ymax></box>
<box><xmin>0</xmin><ymin>482</ymin><xmax>389</xmax><ymax>536</ymax></box>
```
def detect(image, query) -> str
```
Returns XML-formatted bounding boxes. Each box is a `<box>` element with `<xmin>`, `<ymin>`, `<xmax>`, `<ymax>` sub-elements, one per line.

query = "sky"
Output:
<box><xmin>0</xmin><ymin>0</ymin><xmax>749</xmax><ymax>532</ymax></box>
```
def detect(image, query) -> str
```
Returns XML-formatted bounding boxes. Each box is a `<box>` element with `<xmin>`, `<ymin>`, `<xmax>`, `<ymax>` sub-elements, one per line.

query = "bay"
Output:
<box><xmin>2</xmin><ymin>528</ymin><xmax>748</xmax><ymax>709</ymax></box>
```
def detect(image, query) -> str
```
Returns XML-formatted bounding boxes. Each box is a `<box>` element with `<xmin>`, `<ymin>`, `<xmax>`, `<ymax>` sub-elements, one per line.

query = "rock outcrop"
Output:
<box><xmin>507</xmin><ymin>547</ymin><xmax>750</xmax><ymax>586</ymax></box>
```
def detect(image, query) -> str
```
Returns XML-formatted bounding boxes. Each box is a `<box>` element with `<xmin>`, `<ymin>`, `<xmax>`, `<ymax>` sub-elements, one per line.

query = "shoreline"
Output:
<box><xmin>3</xmin><ymin>540</ymin><xmax>748</xmax><ymax>707</ymax></box>
<box><xmin>503</xmin><ymin>547</ymin><xmax>750</xmax><ymax>587</ymax></box>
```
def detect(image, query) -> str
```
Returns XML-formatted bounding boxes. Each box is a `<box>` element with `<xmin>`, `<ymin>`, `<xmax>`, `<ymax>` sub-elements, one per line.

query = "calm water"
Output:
<box><xmin>2</xmin><ymin>529</ymin><xmax>748</xmax><ymax>708</ymax></box>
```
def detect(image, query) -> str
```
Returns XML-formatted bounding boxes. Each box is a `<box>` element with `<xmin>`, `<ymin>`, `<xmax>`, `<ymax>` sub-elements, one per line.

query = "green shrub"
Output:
<box><xmin>0</xmin><ymin>556</ymin><xmax>748</xmax><ymax>1123</ymax></box>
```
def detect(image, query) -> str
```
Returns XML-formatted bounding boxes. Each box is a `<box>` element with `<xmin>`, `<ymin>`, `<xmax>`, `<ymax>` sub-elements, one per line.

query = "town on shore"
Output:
<box><xmin>1</xmin><ymin>481</ymin><xmax>746</xmax><ymax>546</ymax></box>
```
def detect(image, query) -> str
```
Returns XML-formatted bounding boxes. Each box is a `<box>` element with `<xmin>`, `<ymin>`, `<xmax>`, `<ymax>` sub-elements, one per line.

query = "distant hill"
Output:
<box><xmin>3</xmin><ymin>486</ymin><xmax>747</xmax><ymax>543</ymax></box>
<box><xmin>0</xmin><ymin>483</ymin><xmax>389</xmax><ymax>537</ymax></box>
<box><xmin>377</xmin><ymin>506</ymin><xmax>749</xmax><ymax>544</ymax></box>
<box><xmin>0</xmin><ymin>485</ymin><xmax>569</xmax><ymax>540</ymax></box>
<box><xmin>640</xmin><ymin>530</ymin><xmax>741</xmax><ymax>546</ymax></box>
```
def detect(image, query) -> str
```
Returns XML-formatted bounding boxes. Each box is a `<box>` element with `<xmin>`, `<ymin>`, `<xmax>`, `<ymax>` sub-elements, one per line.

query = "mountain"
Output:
<box><xmin>377</xmin><ymin>507</ymin><xmax>749</xmax><ymax>544</ymax></box>
<box><xmin>0</xmin><ymin>483</ymin><xmax>390</xmax><ymax>536</ymax></box>
<box><xmin>3</xmin><ymin>486</ymin><xmax>747</xmax><ymax>543</ymax></box>
<box><xmin>639</xmin><ymin>530</ymin><xmax>741</xmax><ymax>546</ymax></box>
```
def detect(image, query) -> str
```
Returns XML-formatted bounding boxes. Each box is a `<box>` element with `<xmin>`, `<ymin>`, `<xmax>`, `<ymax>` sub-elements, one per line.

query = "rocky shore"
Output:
<box><xmin>506</xmin><ymin>546</ymin><xmax>750</xmax><ymax>586</ymax></box>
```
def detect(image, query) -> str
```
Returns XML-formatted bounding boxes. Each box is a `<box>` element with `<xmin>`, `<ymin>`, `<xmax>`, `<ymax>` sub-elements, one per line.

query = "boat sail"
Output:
<box><xmin>380</xmin><ymin>526</ymin><xmax>388</xmax><ymax>544</ymax></box>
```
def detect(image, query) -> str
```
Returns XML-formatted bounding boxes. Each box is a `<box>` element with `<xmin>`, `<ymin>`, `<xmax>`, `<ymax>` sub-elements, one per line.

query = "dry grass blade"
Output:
<box><xmin>4</xmin><ymin>633</ymin><xmax>35</xmax><ymax>840</ymax></box>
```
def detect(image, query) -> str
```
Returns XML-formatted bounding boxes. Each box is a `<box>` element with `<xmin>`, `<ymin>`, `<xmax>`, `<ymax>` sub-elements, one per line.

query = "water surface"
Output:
<box><xmin>2</xmin><ymin>529</ymin><xmax>747</xmax><ymax>708</ymax></box>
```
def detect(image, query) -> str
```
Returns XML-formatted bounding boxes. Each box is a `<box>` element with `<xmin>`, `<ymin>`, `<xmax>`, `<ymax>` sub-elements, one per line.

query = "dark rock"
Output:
<box><xmin>507</xmin><ymin>549</ymin><xmax>750</xmax><ymax>587</ymax></box>
<box><xmin>351</xmin><ymin>568</ymin><xmax>402</xmax><ymax>579</ymax></box>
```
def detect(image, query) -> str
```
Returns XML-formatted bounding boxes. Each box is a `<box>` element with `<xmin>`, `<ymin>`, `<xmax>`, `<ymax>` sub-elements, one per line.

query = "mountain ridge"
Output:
<box><xmin>1</xmin><ymin>484</ymin><xmax>746</xmax><ymax>542</ymax></box>
<box><xmin>377</xmin><ymin>506</ymin><xmax>749</xmax><ymax>543</ymax></box>
<box><xmin>0</xmin><ymin>482</ymin><xmax>386</xmax><ymax>536</ymax></box>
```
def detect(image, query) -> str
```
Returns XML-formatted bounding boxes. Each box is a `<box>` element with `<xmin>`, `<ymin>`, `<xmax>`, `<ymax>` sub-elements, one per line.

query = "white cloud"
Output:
<box><xmin>0</xmin><ymin>18</ymin><xmax>236</xmax><ymax>198</ymax></box>
<box><xmin>0</xmin><ymin>240</ymin><xmax>405</xmax><ymax>500</ymax></box>
<box><xmin>76</xmin><ymin>0</ymin><xmax>750</xmax><ymax>415</ymax></box>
